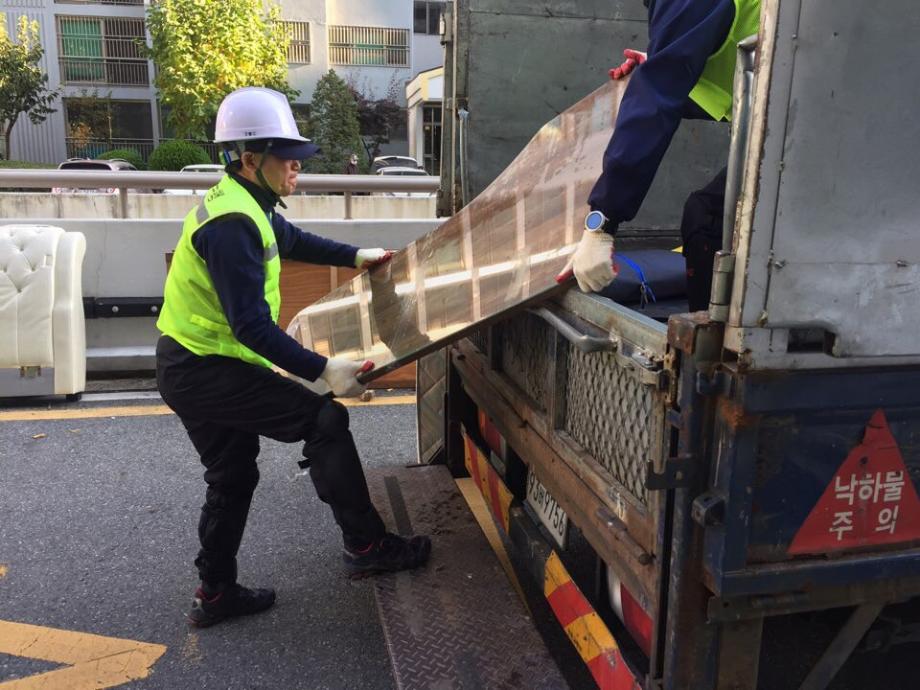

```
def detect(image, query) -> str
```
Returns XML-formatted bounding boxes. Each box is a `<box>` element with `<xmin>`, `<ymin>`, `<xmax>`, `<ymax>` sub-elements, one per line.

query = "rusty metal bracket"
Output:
<box><xmin>646</xmin><ymin>453</ymin><xmax>697</xmax><ymax>491</ymax></box>
<box><xmin>692</xmin><ymin>491</ymin><xmax>725</xmax><ymax>527</ymax></box>
<box><xmin>695</xmin><ymin>369</ymin><xmax>729</xmax><ymax>396</ymax></box>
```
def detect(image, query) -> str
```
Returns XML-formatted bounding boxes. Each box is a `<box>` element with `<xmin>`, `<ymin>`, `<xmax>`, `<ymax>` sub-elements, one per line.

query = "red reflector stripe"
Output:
<box><xmin>546</xmin><ymin>579</ymin><xmax>594</xmax><ymax>628</ymax></box>
<box><xmin>485</xmin><ymin>465</ymin><xmax>507</xmax><ymax>532</ymax></box>
<box><xmin>619</xmin><ymin>584</ymin><xmax>653</xmax><ymax>657</ymax></box>
<box><xmin>587</xmin><ymin>651</ymin><xmax>642</xmax><ymax>690</ymax></box>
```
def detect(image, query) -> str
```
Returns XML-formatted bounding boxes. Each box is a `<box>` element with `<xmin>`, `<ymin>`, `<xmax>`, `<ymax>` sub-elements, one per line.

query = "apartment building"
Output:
<box><xmin>0</xmin><ymin>0</ymin><xmax>445</xmax><ymax>165</ymax></box>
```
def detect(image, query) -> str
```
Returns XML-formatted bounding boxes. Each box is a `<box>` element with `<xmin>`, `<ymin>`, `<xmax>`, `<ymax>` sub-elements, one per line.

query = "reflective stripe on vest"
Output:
<box><xmin>156</xmin><ymin>175</ymin><xmax>281</xmax><ymax>368</ymax></box>
<box><xmin>688</xmin><ymin>0</ymin><xmax>761</xmax><ymax>122</ymax></box>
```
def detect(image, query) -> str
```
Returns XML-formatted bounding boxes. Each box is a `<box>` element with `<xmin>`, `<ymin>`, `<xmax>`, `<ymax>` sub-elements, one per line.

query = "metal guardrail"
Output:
<box><xmin>0</xmin><ymin>170</ymin><xmax>441</xmax><ymax>219</ymax></box>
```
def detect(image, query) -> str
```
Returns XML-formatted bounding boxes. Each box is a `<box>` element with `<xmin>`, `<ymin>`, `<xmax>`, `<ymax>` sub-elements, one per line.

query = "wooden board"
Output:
<box><xmin>279</xmin><ymin>261</ymin><xmax>416</xmax><ymax>389</ymax></box>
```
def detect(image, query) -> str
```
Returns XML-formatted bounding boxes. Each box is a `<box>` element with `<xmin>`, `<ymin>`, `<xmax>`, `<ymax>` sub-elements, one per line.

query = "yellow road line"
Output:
<box><xmin>0</xmin><ymin>620</ymin><xmax>166</xmax><ymax>690</ymax></box>
<box><xmin>0</xmin><ymin>395</ymin><xmax>415</xmax><ymax>423</ymax></box>
<box><xmin>456</xmin><ymin>478</ymin><xmax>530</xmax><ymax>614</ymax></box>
<box><xmin>0</xmin><ymin>565</ymin><xmax>7</xmax><ymax>579</ymax></box>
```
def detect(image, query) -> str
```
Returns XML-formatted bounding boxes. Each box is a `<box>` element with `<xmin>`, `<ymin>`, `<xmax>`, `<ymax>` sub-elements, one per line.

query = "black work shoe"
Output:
<box><xmin>344</xmin><ymin>533</ymin><xmax>432</xmax><ymax>579</ymax></box>
<box><xmin>187</xmin><ymin>583</ymin><xmax>276</xmax><ymax>628</ymax></box>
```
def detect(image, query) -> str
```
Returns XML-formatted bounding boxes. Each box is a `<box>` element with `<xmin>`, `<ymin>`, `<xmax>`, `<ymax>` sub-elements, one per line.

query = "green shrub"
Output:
<box><xmin>148</xmin><ymin>140</ymin><xmax>211</xmax><ymax>171</ymax></box>
<box><xmin>99</xmin><ymin>148</ymin><xmax>146</xmax><ymax>170</ymax></box>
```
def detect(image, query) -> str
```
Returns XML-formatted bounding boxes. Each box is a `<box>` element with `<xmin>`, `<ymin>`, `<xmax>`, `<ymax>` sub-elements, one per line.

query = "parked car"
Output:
<box><xmin>371</xmin><ymin>155</ymin><xmax>423</xmax><ymax>173</ymax></box>
<box><xmin>51</xmin><ymin>158</ymin><xmax>137</xmax><ymax>194</ymax></box>
<box><xmin>161</xmin><ymin>163</ymin><xmax>225</xmax><ymax>195</ymax></box>
<box><xmin>375</xmin><ymin>165</ymin><xmax>433</xmax><ymax>197</ymax></box>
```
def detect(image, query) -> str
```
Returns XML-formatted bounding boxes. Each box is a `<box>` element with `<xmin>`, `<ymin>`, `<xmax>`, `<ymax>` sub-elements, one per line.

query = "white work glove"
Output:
<box><xmin>556</xmin><ymin>231</ymin><xmax>618</xmax><ymax>293</ymax></box>
<box><xmin>355</xmin><ymin>248</ymin><xmax>393</xmax><ymax>270</ymax></box>
<box><xmin>319</xmin><ymin>357</ymin><xmax>374</xmax><ymax>398</ymax></box>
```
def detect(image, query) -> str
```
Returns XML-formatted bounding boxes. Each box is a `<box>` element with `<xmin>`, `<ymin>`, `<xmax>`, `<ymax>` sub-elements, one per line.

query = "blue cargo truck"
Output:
<box><xmin>417</xmin><ymin>1</ymin><xmax>920</xmax><ymax>687</ymax></box>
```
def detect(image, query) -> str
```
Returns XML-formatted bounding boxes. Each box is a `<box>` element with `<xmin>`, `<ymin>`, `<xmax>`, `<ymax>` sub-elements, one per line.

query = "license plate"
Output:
<box><xmin>526</xmin><ymin>469</ymin><xmax>569</xmax><ymax>549</ymax></box>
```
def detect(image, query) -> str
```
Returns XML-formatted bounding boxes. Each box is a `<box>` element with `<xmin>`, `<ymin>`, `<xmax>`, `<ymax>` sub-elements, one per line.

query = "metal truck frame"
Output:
<box><xmin>421</xmin><ymin>1</ymin><xmax>920</xmax><ymax>688</ymax></box>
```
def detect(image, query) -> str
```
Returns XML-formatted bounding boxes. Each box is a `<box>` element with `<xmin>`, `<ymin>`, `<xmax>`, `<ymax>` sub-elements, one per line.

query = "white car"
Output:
<box><xmin>375</xmin><ymin>166</ymin><xmax>433</xmax><ymax>197</ymax></box>
<box><xmin>371</xmin><ymin>155</ymin><xmax>423</xmax><ymax>173</ymax></box>
<box><xmin>162</xmin><ymin>164</ymin><xmax>225</xmax><ymax>195</ymax></box>
<box><xmin>51</xmin><ymin>158</ymin><xmax>137</xmax><ymax>194</ymax></box>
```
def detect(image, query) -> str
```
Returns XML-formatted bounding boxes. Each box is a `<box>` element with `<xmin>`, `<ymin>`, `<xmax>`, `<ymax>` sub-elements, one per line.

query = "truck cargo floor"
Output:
<box><xmin>366</xmin><ymin>465</ymin><xmax>567</xmax><ymax>690</ymax></box>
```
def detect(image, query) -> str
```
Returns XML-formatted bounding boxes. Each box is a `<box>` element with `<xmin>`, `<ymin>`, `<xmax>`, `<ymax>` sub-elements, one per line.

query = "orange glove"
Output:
<box><xmin>609</xmin><ymin>49</ymin><xmax>647</xmax><ymax>80</ymax></box>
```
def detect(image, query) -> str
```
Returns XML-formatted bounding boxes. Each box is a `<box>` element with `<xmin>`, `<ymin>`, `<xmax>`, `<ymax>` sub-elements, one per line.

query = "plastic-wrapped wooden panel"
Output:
<box><xmin>288</xmin><ymin>80</ymin><xmax>628</xmax><ymax>380</ymax></box>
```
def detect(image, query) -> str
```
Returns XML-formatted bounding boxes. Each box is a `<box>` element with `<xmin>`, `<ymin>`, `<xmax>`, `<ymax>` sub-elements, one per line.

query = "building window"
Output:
<box><xmin>282</xmin><ymin>21</ymin><xmax>310</xmax><ymax>64</ymax></box>
<box><xmin>55</xmin><ymin>1</ymin><xmax>144</xmax><ymax>6</ymax></box>
<box><xmin>64</xmin><ymin>97</ymin><xmax>154</xmax><ymax>159</ymax></box>
<box><xmin>328</xmin><ymin>25</ymin><xmax>409</xmax><ymax>67</ymax></box>
<box><xmin>422</xmin><ymin>104</ymin><xmax>441</xmax><ymax>175</ymax></box>
<box><xmin>414</xmin><ymin>1</ymin><xmax>443</xmax><ymax>35</ymax></box>
<box><xmin>57</xmin><ymin>16</ymin><xmax>148</xmax><ymax>86</ymax></box>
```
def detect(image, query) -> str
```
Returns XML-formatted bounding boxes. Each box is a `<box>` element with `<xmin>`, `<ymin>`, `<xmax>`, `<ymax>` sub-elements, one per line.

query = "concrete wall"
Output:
<box><xmin>407</xmin><ymin>69</ymin><xmax>443</xmax><ymax>166</ymax></box>
<box><xmin>0</xmin><ymin>192</ymin><xmax>437</xmax><ymax>220</ymax></box>
<box><xmin>414</xmin><ymin>33</ymin><xmax>444</xmax><ymax>75</ymax></box>
<box><xmin>324</xmin><ymin>0</ymin><xmax>413</xmax><ymax>103</ymax></box>
<box><xmin>1</xmin><ymin>216</ymin><xmax>443</xmax><ymax>365</ymax></box>
<box><xmin>280</xmin><ymin>0</ymin><xmax>328</xmax><ymax>100</ymax></box>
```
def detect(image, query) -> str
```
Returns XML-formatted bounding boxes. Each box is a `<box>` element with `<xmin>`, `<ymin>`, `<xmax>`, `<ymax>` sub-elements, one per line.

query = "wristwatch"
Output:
<box><xmin>584</xmin><ymin>210</ymin><xmax>613</xmax><ymax>234</ymax></box>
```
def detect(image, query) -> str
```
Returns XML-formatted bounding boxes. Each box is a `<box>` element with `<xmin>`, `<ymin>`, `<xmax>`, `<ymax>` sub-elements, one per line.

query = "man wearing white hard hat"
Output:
<box><xmin>156</xmin><ymin>87</ymin><xmax>430</xmax><ymax>628</ymax></box>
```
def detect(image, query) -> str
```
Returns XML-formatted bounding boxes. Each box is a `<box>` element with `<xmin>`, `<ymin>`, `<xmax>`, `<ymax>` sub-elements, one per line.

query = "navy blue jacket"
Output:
<box><xmin>191</xmin><ymin>173</ymin><xmax>358</xmax><ymax>381</ymax></box>
<box><xmin>587</xmin><ymin>0</ymin><xmax>735</xmax><ymax>231</ymax></box>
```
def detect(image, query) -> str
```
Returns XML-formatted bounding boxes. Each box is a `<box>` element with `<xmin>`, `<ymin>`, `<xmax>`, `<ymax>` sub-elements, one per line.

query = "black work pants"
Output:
<box><xmin>680</xmin><ymin>167</ymin><xmax>727</xmax><ymax>312</ymax></box>
<box><xmin>155</xmin><ymin>336</ymin><xmax>386</xmax><ymax>586</ymax></box>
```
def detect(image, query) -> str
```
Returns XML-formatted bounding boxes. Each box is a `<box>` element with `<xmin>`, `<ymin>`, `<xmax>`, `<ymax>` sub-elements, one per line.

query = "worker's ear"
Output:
<box><xmin>240</xmin><ymin>150</ymin><xmax>259</xmax><ymax>171</ymax></box>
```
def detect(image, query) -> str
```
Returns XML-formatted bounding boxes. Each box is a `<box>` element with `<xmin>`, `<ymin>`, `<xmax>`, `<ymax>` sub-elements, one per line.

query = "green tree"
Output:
<box><xmin>0</xmin><ymin>15</ymin><xmax>59</xmax><ymax>160</ymax></box>
<box><xmin>347</xmin><ymin>74</ymin><xmax>405</xmax><ymax>165</ymax></box>
<box><xmin>145</xmin><ymin>0</ymin><xmax>296</xmax><ymax>140</ymax></box>
<box><xmin>307</xmin><ymin>70</ymin><xmax>363</xmax><ymax>174</ymax></box>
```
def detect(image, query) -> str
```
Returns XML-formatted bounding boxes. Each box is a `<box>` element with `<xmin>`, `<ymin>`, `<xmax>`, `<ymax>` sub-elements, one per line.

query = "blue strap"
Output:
<box><xmin>618</xmin><ymin>254</ymin><xmax>657</xmax><ymax>307</ymax></box>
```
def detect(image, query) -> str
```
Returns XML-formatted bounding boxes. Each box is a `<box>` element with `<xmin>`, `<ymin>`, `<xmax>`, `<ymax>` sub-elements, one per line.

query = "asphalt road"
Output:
<box><xmin>3</xmin><ymin>393</ymin><xmax>916</xmax><ymax>690</ymax></box>
<box><xmin>0</xmin><ymin>399</ymin><xmax>418</xmax><ymax>689</ymax></box>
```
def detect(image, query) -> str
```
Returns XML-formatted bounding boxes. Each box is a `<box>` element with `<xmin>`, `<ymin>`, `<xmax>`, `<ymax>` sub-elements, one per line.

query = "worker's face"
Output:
<box><xmin>242</xmin><ymin>151</ymin><xmax>301</xmax><ymax>197</ymax></box>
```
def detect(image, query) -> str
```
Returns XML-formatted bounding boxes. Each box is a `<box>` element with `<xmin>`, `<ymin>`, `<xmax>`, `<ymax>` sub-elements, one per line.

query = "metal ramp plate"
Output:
<box><xmin>286</xmin><ymin>80</ymin><xmax>628</xmax><ymax>382</ymax></box>
<box><xmin>365</xmin><ymin>465</ymin><xmax>567</xmax><ymax>690</ymax></box>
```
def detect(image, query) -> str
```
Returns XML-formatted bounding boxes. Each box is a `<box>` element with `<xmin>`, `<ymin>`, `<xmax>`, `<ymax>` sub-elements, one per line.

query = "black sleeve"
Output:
<box><xmin>587</xmin><ymin>0</ymin><xmax>735</xmax><ymax>227</ymax></box>
<box><xmin>273</xmin><ymin>212</ymin><xmax>359</xmax><ymax>267</ymax></box>
<box><xmin>193</xmin><ymin>216</ymin><xmax>328</xmax><ymax>381</ymax></box>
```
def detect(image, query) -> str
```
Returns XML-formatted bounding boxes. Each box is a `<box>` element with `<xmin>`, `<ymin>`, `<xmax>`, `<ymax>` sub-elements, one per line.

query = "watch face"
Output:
<box><xmin>585</xmin><ymin>210</ymin><xmax>606</xmax><ymax>231</ymax></box>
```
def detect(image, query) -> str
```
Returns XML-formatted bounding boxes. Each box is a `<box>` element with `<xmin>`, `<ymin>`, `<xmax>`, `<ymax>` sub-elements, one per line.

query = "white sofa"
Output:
<box><xmin>0</xmin><ymin>225</ymin><xmax>87</xmax><ymax>399</ymax></box>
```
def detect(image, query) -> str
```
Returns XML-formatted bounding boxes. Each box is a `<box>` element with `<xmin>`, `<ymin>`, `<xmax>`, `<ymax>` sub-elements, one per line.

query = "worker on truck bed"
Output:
<box><xmin>155</xmin><ymin>87</ymin><xmax>431</xmax><ymax>629</ymax></box>
<box><xmin>558</xmin><ymin>0</ymin><xmax>761</xmax><ymax>311</ymax></box>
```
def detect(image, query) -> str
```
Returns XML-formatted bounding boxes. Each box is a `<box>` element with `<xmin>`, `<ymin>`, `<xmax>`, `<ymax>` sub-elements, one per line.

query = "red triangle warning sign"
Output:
<box><xmin>789</xmin><ymin>409</ymin><xmax>920</xmax><ymax>555</ymax></box>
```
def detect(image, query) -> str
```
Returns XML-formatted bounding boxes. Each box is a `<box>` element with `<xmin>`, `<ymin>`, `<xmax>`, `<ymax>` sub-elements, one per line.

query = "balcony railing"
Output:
<box><xmin>64</xmin><ymin>138</ymin><xmax>221</xmax><ymax>164</ymax></box>
<box><xmin>328</xmin><ymin>25</ymin><xmax>409</xmax><ymax>67</ymax></box>
<box><xmin>328</xmin><ymin>45</ymin><xmax>409</xmax><ymax>67</ymax></box>
<box><xmin>59</xmin><ymin>56</ymin><xmax>149</xmax><ymax>86</ymax></box>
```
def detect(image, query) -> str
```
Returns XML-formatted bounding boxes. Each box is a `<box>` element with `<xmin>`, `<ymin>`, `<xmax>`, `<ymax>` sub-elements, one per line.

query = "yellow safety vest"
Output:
<box><xmin>157</xmin><ymin>174</ymin><xmax>281</xmax><ymax>368</ymax></box>
<box><xmin>688</xmin><ymin>0</ymin><xmax>761</xmax><ymax>121</ymax></box>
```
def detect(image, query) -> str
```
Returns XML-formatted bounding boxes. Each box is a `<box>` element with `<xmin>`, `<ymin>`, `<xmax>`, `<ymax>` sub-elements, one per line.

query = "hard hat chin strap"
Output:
<box><xmin>253</xmin><ymin>139</ymin><xmax>287</xmax><ymax>210</ymax></box>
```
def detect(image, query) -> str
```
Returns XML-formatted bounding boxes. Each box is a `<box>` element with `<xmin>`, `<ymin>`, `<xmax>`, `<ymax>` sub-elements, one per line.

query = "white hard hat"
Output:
<box><xmin>215</xmin><ymin>87</ymin><xmax>306</xmax><ymax>144</ymax></box>
<box><xmin>215</xmin><ymin>87</ymin><xmax>319</xmax><ymax>160</ymax></box>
